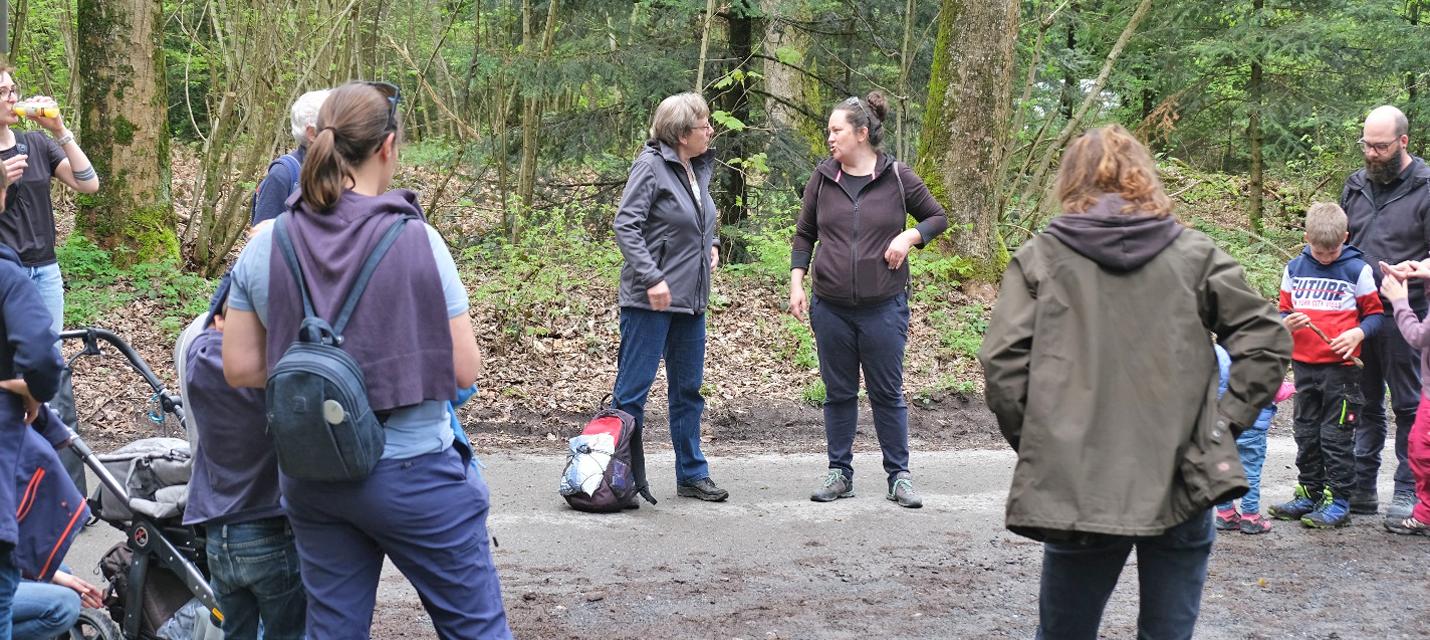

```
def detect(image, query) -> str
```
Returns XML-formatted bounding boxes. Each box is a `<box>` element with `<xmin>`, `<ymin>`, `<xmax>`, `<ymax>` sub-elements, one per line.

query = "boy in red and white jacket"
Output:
<box><xmin>1269</xmin><ymin>202</ymin><xmax>1384</xmax><ymax>528</ymax></box>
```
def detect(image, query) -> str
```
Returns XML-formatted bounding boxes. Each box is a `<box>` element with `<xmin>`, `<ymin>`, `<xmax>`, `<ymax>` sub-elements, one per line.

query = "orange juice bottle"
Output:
<box><xmin>13</xmin><ymin>102</ymin><xmax>58</xmax><ymax>118</ymax></box>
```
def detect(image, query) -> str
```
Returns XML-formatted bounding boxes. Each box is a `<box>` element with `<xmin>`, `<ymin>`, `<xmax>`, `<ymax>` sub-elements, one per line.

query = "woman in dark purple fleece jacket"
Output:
<box><xmin>789</xmin><ymin>92</ymin><xmax>948</xmax><ymax>508</ymax></box>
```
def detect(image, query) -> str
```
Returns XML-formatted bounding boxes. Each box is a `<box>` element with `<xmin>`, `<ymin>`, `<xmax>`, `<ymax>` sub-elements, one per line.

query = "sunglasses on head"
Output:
<box><xmin>363</xmin><ymin>81</ymin><xmax>401</xmax><ymax>132</ymax></box>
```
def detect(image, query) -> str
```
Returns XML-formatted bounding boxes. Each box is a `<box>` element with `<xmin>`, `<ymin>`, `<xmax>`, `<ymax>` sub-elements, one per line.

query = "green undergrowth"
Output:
<box><xmin>57</xmin><ymin>234</ymin><xmax>215</xmax><ymax>339</ymax></box>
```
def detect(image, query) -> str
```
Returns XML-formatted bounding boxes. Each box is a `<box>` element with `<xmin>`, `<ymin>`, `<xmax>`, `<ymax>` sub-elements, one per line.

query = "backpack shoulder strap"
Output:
<box><xmin>892</xmin><ymin>160</ymin><xmax>907</xmax><ymax>214</ymax></box>
<box><xmin>272</xmin><ymin>213</ymin><xmax>318</xmax><ymax>321</ymax></box>
<box><xmin>331</xmin><ymin>215</ymin><xmax>418</xmax><ymax>335</ymax></box>
<box><xmin>277</xmin><ymin>154</ymin><xmax>302</xmax><ymax>193</ymax></box>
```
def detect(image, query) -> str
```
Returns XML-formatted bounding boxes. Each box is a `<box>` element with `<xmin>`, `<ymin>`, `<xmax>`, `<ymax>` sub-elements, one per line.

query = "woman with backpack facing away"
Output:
<box><xmin>789</xmin><ymin>92</ymin><xmax>948</xmax><ymax>508</ymax></box>
<box><xmin>221</xmin><ymin>81</ymin><xmax>510</xmax><ymax>639</ymax></box>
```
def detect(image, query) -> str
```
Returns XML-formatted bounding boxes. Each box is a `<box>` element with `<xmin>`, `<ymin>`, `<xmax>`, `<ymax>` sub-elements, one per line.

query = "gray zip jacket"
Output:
<box><xmin>614</xmin><ymin>140</ymin><xmax>718</xmax><ymax>314</ymax></box>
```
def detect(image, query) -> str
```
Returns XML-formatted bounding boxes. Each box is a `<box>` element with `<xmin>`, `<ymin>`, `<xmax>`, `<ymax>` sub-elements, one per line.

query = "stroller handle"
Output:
<box><xmin>58</xmin><ymin>327</ymin><xmax>185</xmax><ymax>425</ymax></box>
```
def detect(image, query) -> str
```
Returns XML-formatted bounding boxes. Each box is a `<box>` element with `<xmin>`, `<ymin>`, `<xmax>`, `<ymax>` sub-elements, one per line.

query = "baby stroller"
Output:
<box><xmin>57</xmin><ymin>327</ymin><xmax>222</xmax><ymax>639</ymax></box>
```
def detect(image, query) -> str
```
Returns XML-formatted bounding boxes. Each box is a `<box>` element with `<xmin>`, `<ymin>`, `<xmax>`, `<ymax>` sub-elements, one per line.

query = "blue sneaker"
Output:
<box><xmin>1302</xmin><ymin>496</ymin><xmax>1351</xmax><ymax>528</ymax></box>
<box><xmin>1268</xmin><ymin>484</ymin><xmax>1325</xmax><ymax>521</ymax></box>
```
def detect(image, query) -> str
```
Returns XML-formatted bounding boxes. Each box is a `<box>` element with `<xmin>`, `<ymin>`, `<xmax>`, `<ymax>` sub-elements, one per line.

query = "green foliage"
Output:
<box><xmin>928</xmin><ymin>303</ymin><xmax>989</xmax><ymax>360</ymax></box>
<box><xmin>57</xmin><ymin>235</ymin><xmax>213</xmax><ymax>337</ymax></box>
<box><xmin>914</xmin><ymin>375</ymin><xmax>977</xmax><ymax>407</ymax></box>
<box><xmin>464</xmin><ymin>205</ymin><xmax>625</xmax><ymax>340</ymax></box>
<box><xmin>1188</xmin><ymin>219</ymin><xmax>1299</xmax><ymax>299</ymax></box>
<box><xmin>800</xmin><ymin>379</ymin><xmax>826</xmax><ymax>407</ymax></box>
<box><xmin>777</xmin><ymin>316</ymin><xmax>818</xmax><ymax>370</ymax></box>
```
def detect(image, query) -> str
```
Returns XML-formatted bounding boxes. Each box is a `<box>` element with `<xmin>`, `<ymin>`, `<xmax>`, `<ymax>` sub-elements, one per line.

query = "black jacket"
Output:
<box><xmin>1342</xmin><ymin>156</ymin><xmax>1430</xmax><ymax>313</ymax></box>
<box><xmin>791</xmin><ymin>155</ymin><xmax>948</xmax><ymax>307</ymax></box>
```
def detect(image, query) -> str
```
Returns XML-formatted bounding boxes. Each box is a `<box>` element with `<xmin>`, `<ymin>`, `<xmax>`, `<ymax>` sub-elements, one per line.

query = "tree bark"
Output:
<box><xmin>716</xmin><ymin>0</ymin><xmax>754</xmax><ymax>253</ymax></box>
<box><xmin>760</xmin><ymin>0</ymin><xmax>806</xmax><ymax>133</ymax></box>
<box><xmin>515</xmin><ymin>0</ymin><xmax>558</xmax><ymax>237</ymax></box>
<box><xmin>76</xmin><ymin>0</ymin><xmax>177</xmax><ymax>265</ymax></box>
<box><xmin>695</xmin><ymin>0</ymin><xmax>717</xmax><ymax>91</ymax></box>
<box><xmin>1247</xmin><ymin>0</ymin><xmax>1264</xmax><ymax>235</ymax></box>
<box><xmin>916</xmin><ymin>0</ymin><xmax>1020</xmax><ymax>270</ymax></box>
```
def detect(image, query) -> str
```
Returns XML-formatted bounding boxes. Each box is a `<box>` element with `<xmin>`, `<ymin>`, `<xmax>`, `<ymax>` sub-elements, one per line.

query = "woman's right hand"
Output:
<box><xmin>789</xmin><ymin>283</ymin><xmax>808</xmax><ymax>321</ymax></box>
<box><xmin>647</xmin><ymin>280</ymin><xmax>672</xmax><ymax>311</ymax></box>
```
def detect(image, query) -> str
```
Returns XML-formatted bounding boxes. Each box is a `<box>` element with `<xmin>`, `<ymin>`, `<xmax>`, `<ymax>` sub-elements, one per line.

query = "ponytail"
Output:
<box><xmin>297</xmin><ymin>81</ymin><xmax>399</xmax><ymax>212</ymax></box>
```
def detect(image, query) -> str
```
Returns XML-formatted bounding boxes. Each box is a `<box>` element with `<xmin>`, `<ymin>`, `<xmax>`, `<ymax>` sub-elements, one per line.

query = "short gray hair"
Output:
<box><xmin>1305</xmin><ymin>202</ymin><xmax>1347</xmax><ymax>249</ymax></box>
<box><xmin>648</xmin><ymin>92</ymin><xmax>710</xmax><ymax>149</ymax></box>
<box><xmin>291</xmin><ymin>89</ymin><xmax>332</xmax><ymax>146</ymax></box>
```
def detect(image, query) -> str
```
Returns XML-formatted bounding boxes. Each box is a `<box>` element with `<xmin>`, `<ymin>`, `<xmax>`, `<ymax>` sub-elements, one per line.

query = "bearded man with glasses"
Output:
<box><xmin>1340</xmin><ymin>105</ymin><xmax>1430</xmax><ymax>527</ymax></box>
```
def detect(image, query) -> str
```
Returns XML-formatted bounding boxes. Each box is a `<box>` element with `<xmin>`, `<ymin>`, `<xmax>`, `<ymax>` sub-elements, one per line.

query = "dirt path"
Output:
<box><xmin>366</xmin><ymin>438</ymin><xmax>1417</xmax><ymax>639</ymax></box>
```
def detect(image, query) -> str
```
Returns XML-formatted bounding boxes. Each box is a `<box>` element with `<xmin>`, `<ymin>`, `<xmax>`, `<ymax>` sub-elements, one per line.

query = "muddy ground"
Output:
<box><xmin>68</xmin><ymin>394</ymin><xmax>1424</xmax><ymax>639</ymax></box>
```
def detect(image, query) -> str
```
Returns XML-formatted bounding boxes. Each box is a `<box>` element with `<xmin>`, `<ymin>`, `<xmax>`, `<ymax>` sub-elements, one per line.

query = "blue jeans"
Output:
<box><xmin>205</xmin><ymin>517</ymin><xmax>307</xmax><ymax>640</ymax></box>
<box><xmin>12</xmin><ymin>581</ymin><xmax>80</xmax><ymax>639</ymax></box>
<box><xmin>809</xmin><ymin>294</ymin><xmax>910</xmax><ymax>482</ymax></box>
<box><xmin>27</xmin><ymin>263</ymin><xmax>63</xmax><ymax>336</ymax></box>
<box><xmin>1216</xmin><ymin>426</ymin><xmax>1269</xmax><ymax>514</ymax></box>
<box><xmin>1036</xmin><ymin>510</ymin><xmax>1214</xmax><ymax>640</ymax></box>
<box><xmin>612</xmin><ymin>307</ymin><xmax>710</xmax><ymax>485</ymax></box>
<box><xmin>0</xmin><ymin>543</ymin><xmax>20</xmax><ymax>639</ymax></box>
<box><xmin>282</xmin><ymin>447</ymin><xmax>511</xmax><ymax>640</ymax></box>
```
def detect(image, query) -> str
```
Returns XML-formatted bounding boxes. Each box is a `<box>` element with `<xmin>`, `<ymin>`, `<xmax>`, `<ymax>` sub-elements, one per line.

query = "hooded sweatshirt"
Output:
<box><xmin>980</xmin><ymin>194</ymin><xmax>1291</xmax><ymax>539</ymax></box>
<box><xmin>1277</xmin><ymin>244</ymin><xmax>1383</xmax><ymax>365</ymax></box>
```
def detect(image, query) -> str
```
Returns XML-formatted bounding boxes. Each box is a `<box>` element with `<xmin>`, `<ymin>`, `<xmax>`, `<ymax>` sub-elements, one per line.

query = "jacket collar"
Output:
<box><xmin>0</xmin><ymin>243</ymin><xmax>21</xmax><ymax>267</ymax></box>
<box><xmin>648</xmin><ymin>139</ymin><xmax>715</xmax><ymax>172</ymax></box>
<box><xmin>814</xmin><ymin>152</ymin><xmax>896</xmax><ymax>182</ymax></box>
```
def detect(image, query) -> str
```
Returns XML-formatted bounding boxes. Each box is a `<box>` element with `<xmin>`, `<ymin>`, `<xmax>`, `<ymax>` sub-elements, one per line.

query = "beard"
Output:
<box><xmin>1366</xmin><ymin>146</ymin><xmax>1404</xmax><ymax>185</ymax></box>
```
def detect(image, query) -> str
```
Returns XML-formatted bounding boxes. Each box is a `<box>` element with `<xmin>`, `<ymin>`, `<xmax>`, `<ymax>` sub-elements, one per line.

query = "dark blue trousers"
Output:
<box><xmin>1355</xmin><ymin>319</ymin><xmax>1419</xmax><ymax>496</ymax></box>
<box><xmin>809</xmin><ymin>294</ymin><xmax>910</xmax><ymax>482</ymax></box>
<box><xmin>612</xmin><ymin>307</ymin><xmax>711</xmax><ymax>485</ymax></box>
<box><xmin>1036</xmin><ymin>511</ymin><xmax>1214</xmax><ymax>640</ymax></box>
<box><xmin>281</xmin><ymin>447</ymin><xmax>511</xmax><ymax>639</ymax></box>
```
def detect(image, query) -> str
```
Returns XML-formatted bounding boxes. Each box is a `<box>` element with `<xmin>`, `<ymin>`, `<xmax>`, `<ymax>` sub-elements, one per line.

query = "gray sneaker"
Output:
<box><xmin>887</xmin><ymin>472</ymin><xmax>923</xmax><ymax>509</ymax></box>
<box><xmin>1386</xmin><ymin>490</ymin><xmax>1419</xmax><ymax>521</ymax></box>
<box><xmin>811</xmin><ymin>470</ymin><xmax>854</xmax><ymax>502</ymax></box>
<box><xmin>676</xmin><ymin>477</ymin><xmax>729</xmax><ymax>502</ymax></box>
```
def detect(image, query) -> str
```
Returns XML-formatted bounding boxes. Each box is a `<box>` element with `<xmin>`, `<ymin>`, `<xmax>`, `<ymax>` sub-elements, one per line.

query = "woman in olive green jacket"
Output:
<box><xmin>978</xmin><ymin>125</ymin><xmax>1291</xmax><ymax>640</ymax></box>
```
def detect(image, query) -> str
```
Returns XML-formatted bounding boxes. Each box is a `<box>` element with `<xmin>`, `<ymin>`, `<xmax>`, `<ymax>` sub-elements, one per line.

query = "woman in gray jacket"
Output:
<box><xmin>611</xmin><ymin>92</ymin><xmax>726</xmax><ymax>502</ymax></box>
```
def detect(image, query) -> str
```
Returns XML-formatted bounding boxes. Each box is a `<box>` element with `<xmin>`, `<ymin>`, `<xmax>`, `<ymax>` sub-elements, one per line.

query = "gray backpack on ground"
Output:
<box><xmin>266</xmin><ymin>213</ymin><xmax>413</xmax><ymax>482</ymax></box>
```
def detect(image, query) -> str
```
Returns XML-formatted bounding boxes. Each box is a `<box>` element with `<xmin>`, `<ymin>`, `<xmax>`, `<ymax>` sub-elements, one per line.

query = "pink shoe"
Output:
<box><xmin>1215</xmin><ymin>506</ymin><xmax>1241</xmax><ymax>531</ymax></box>
<box><xmin>1239</xmin><ymin>513</ymin><xmax>1272</xmax><ymax>535</ymax></box>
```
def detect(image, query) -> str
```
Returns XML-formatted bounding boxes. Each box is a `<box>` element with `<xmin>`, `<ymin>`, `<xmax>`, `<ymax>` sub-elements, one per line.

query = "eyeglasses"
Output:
<box><xmin>364</xmin><ymin>81</ymin><xmax>401</xmax><ymax>133</ymax></box>
<box><xmin>0</xmin><ymin>86</ymin><xmax>20</xmax><ymax>101</ymax></box>
<box><xmin>1358</xmin><ymin>137</ymin><xmax>1398</xmax><ymax>153</ymax></box>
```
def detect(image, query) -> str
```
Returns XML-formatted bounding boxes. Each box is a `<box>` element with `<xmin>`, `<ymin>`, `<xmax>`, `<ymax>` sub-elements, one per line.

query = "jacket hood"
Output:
<box><xmin>1044</xmin><ymin>195</ymin><xmax>1183</xmax><ymax>272</ymax></box>
<box><xmin>0</xmin><ymin>244</ymin><xmax>22</xmax><ymax>267</ymax></box>
<box><xmin>1297</xmin><ymin>243</ymin><xmax>1365</xmax><ymax>266</ymax></box>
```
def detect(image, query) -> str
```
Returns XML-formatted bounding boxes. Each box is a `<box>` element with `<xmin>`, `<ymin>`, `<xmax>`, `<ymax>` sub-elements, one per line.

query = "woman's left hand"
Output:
<box><xmin>884</xmin><ymin>230</ymin><xmax>918</xmax><ymax>270</ymax></box>
<box><xmin>710</xmin><ymin>246</ymin><xmax>719</xmax><ymax>272</ymax></box>
<box><xmin>0</xmin><ymin>378</ymin><xmax>39</xmax><ymax>424</ymax></box>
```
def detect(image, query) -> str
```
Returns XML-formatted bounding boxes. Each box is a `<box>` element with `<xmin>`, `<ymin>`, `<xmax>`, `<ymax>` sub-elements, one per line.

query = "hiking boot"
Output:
<box><xmin>811</xmin><ymin>470</ymin><xmax>854</xmax><ymax>502</ymax></box>
<box><xmin>1239</xmin><ymin>513</ymin><xmax>1272</xmax><ymax>535</ymax></box>
<box><xmin>1215</xmin><ymin>506</ymin><xmax>1241</xmax><ymax>531</ymax></box>
<box><xmin>1268</xmin><ymin>484</ymin><xmax>1325</xmax><ymax>521</ymax></box>
<box><xmin>1302</xmin><ymin>497</ymin><xmax>1351</xmax><ymax>529</ymax></box>
<box><xmin>676</xmin><ymin>477</ymin><xmax>729</xmax><ymax>502</ymax></box>
<box><xmin>1384</xmin><ymin>515</ymin><xmax>1430</xmax><ymax>536</ymax></box>
<box><xmin>886</xmin><ymin>472</ymin><xmax>923</xmax><ymax>509</ymax></box>
<box><xmin>1348</xmin><ymin>489</ymin><xmax>1379</xmax><ymax>515</ymax></box>
<box><xmin>1385</xmin><ymin>491</ymin><xmax>1419</xmax><ymax>522</ymax></box>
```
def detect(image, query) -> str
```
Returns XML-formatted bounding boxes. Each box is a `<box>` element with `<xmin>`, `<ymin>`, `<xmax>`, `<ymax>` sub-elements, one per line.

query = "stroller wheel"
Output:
<box><xmin>68</xmin><ymin>608</ymin><xmax>123</xmax><ymax>640</ymax></box>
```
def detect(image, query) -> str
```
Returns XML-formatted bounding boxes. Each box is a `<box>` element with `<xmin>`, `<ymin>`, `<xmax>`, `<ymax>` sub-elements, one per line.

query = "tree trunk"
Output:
<box><xmin>695</xmin><ymin>0</ymin><xmax>717</xmax><ymax>91</ymax></box>
<box><xmin>1247</xmin><ymin>0</ymin><xmax>1264</xmax><ymax>235</ymax></box>
<box><xmin>895</xmin><ymin>0</ymin><xmax>916</xmax><ymax>161</ymax></box>
<box><xmin>1059</xmin><ymin>3</ymin><xmax>1076</xmax><ymax>121</ymax></box>
<box><xmin>760</xmin><ymin>0</ymin><xmax>805</xmax><ymax>133</ymax></box>
<box><xmin>916</xmin><ymin>0</ymin><xmax>1019</xmax><ymax>272</ymax></box>
<box><xmin>76</xmin><ymin>0</ymin><xmax>177</xmax><ymax>265</ymax></box>
<box><xmin>515</xmin><ymin>0</ymin><xmax>558</xmax><ymax>238</ymax></box>
<box><xmin>716</xmin><ymin>0</ymin><xmax>754</xmax><ymax>259</ymax></box>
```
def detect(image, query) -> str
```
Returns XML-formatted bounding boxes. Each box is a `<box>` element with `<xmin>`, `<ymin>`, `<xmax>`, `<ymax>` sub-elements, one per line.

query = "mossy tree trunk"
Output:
<box><xmin>916</xmin><ymin>0</ymin><xmax>1019</xmax><ymax>274</ymax></box>
<box><xmin>76</xmin><ymin>0</ymin><xmax>177</xmax><ymax>266</ymax></box>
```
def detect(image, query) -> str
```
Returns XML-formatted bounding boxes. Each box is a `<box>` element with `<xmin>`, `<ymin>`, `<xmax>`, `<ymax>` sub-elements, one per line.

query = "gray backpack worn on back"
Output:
<box><xmin>266</xmin><ymin>212</ymin><xmax>413</xmax><ymax>482</ymax></box>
